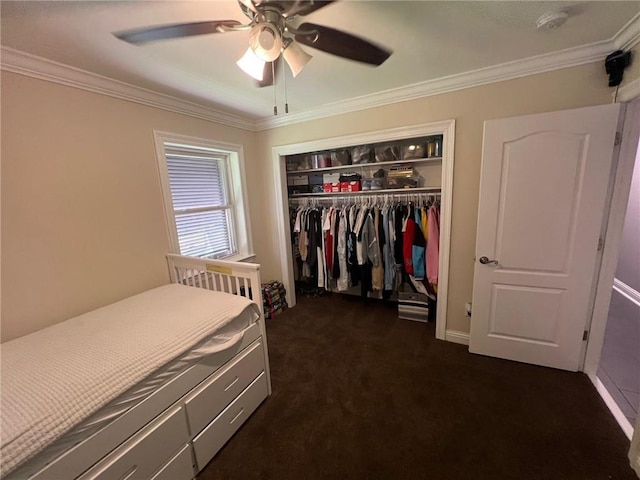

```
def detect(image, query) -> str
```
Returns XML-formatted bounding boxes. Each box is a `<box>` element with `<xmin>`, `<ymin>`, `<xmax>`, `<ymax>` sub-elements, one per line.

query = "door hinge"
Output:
<box><xmin>583</xmin><ymin>330</ymin><xmax>589</xmax><ymax>341</ymax></box>
<box><xmin>615</xmin><ymin>131</ymin><xmax>622</xmax><ymax>146</ymax></box>
<box><xmin>597</xmin><ymin>237</ymin><xmax>604</xmax><ymax>251</ymax></box>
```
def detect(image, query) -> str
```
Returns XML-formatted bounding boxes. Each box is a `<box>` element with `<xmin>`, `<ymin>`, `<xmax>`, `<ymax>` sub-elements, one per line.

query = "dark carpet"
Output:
<box><xmin>198</xmin><ymin>293</ymin><xmax>636</xmax><ymax>480</ymax></box>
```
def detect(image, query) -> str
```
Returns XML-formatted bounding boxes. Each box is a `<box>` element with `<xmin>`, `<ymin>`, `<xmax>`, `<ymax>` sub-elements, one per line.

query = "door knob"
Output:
<box><xmin>479</xmin><ymin>256</ymin><xmax>499</xmax><ymax>265</ymax></box>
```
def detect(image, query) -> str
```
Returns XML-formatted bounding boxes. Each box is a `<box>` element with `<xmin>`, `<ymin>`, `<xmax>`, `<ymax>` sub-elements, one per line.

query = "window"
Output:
<box><xmin>154</xmin><ymin>132</ymin><xmax>253</xmax><ymax>261</ymax></box>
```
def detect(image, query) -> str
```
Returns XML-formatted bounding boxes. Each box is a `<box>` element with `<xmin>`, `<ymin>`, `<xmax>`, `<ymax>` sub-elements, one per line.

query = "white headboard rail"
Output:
<box><xmin>166</xmin><ymin>254</ymin><xmax>271</xmax><ymax>395</ymax></box>
<box><xmin>166</xmin><ymin>254</ymin><xmax>264</xmax><ymax>318</ymax></box>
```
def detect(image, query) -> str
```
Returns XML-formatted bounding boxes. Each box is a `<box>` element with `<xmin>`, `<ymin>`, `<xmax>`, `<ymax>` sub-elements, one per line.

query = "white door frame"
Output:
<box><xmin>583</xmin><ymin>82</ymin><xmax>640</xmax><ymax>437</ymax></box>
<box><xmin>272</xmin><ymin>120</ymin><xmax>455</xmax><ymax>341</ymax></box>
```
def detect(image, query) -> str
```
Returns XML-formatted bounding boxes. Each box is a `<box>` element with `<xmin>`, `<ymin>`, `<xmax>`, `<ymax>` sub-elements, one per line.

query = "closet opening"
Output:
<box><xmin>272</xmin><ymin>120</ymin><xmax>455</xmax><ymax>341</ymax></box>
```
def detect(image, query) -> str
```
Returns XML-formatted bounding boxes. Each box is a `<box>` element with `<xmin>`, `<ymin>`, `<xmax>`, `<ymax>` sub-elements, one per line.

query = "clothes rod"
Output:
<box><xmin>288</xmin><ymin>190</ymin><xmax>441</xmax><ymax>205</ymax></box>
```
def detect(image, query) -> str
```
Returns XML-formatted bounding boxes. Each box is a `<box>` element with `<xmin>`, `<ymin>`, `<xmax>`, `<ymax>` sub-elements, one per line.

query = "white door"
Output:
<box><xmin>469</xmin><ymin>104</ymin><xmax>623</xmax><ymax>371</ymax></box>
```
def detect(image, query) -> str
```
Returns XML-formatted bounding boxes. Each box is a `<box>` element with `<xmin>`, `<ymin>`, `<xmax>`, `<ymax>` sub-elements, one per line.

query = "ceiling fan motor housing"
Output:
<box><xmin>250</xmin><ymin>9</ymin><xmax>285</xmax><ymax>61</ymax></box>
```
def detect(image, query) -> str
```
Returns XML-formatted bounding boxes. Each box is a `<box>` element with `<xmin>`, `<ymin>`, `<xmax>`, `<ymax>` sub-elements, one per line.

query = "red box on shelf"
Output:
<box><xmin>323</xmin><ymin>183</ymin><xmax>341</xmax><ymax>193</ymax></box>
<box><xmin>340</xmin><ymin>181</ymin><xmax>361</xmax><ymax>192</ymax></box>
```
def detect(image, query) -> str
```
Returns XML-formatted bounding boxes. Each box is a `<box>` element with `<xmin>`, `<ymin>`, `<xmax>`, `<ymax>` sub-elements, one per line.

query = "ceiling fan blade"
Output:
<box><xmin>284</xmin><ymin>1</ymin><xmax>336</xmax><ymax>18</ymax></box>
<box><xmin>114</xmin><ymin>20</ymin><xmax>242</xmax><ymax>45</ymax></box>
<box><xmin>295</xmin><ymin>22</ymin><xmax>391</xmax><ymax>66</ymax></box>
<box><xmin>257</xmin><ymin>57</ymin><xmax>280</xmax><ymax>88</ymax></box>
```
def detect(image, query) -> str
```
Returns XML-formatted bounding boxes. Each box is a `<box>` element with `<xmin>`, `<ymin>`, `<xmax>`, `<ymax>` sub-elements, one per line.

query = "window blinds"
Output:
<box><xmin>165</xmin><ymin>144</ymin><xmax>236</xmax><ymax>259</ymax></box>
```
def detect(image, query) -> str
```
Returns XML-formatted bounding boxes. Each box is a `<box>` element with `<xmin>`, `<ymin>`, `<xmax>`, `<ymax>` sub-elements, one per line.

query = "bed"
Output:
<box><xmin>1</xmin><ymin>254</ymin><xmax>271</xmax><ymax>480</ymax></box>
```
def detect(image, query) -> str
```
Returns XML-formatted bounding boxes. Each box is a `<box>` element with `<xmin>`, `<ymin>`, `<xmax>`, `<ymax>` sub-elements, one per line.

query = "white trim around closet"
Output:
<box><xmin>272</xmin><ymin>120</ymin><xmax>455</xmax><ymax>341</ymax></box>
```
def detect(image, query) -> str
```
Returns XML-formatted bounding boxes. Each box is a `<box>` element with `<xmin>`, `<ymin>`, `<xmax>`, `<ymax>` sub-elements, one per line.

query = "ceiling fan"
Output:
<box><xmin>114</xmin><ymin>0</ymin><xmax>392</xmax><ymax>87</ymax></box>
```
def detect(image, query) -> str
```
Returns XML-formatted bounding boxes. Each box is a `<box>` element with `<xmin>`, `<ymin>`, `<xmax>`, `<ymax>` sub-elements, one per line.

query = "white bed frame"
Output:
<box><xmin>167</xmin><ymin>253</ymin><xmax>272</xmax><ymax>396</ymax></box>
<box><xmin>11</xmin><ymin>255</ymin><xmax>271</xmax><ymax>480</ymax></box>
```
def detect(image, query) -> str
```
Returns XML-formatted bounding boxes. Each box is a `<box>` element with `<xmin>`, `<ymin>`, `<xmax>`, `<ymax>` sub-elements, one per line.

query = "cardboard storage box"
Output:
<box><xmin>323</xmin><ymin>183</ymin><xmax>341</xmax><ymax>193</ymax></box>
<box><xmin>323</xmin><ymin>173</ymin><xmax>341</xmax><ymax>184</ymax></box>
<box><xmin>290</xmin><ymin>174</ymin><xmax>309</xmax><ymax>186</ymax></box>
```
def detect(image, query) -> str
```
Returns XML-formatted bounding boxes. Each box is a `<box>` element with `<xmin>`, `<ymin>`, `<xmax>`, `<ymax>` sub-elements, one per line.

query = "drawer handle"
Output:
<box><xmin>224</xmin><ymin>376</ymin><xmax>240</xmax><ymax>392</ymax></box>
<box><xmin>118</xmin><ymin>465</ymin><xmax>138</xmax><ymax>480</ymax></box>
<box><xmin>229</xmin><ymin>407</ymin><xmax>245</xmax><ymax>425</ymax></box>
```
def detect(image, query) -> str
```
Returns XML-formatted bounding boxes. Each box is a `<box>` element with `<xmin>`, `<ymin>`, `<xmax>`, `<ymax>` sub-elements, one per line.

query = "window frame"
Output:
<box><xmin>154</xmin><ymin>131</ymin><xmax>254</xmax><ymax>262</ymax></box>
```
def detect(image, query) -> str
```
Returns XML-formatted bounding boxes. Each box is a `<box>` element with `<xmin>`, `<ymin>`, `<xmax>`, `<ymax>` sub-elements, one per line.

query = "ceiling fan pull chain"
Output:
<box><xmin>283</xmin><ymin>57</ymin><xmax>289</xmax><ymax>114</ymax></box>
<box><xmin>272</xmin><ymin>61</ymin><xmax>278</xmax><ymax>116</ymax></box>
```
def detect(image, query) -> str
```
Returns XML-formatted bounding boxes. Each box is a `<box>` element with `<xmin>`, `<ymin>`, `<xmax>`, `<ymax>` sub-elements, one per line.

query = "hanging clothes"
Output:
<box><xmin>427</xmin><ymin>203</ymin><xmax>440</xmax><ymax>286</ymax></box>
<box><xmin>412</xmin><ymin>207</ymin><xmax>426</xmax><ymax>280</ymax></box>
<box><xmin>371</xmin><ymin>207</ymin><xmax>384</xmax><ymax>290</ymax></box>
<box><xmin>288</xmin><ymin>193</ymin><xmax>440</xmax><ymax>300</ymax></box>
<box><xmin>394</xmin><ymin>204</ymin><xmax>405</xmax><ymax>265</ymax></box>
<box><xmin>337</xmin><ymin>210</ymin><xmax>348</xmax><ymax>291</ymax></box>
<box><xmin>347</xmin><ymin>205</ymin><xmax>361</xmax><ymax>287</ymax></box>
<box><xmin>403</xmin><ymin>207</ymin><xmax>416</xmax><ymax>275</ymax></box>
<box><xmin>332</xmin><ymin>209</ymin><xmax>341</xmax><ymax>280</ymax></box>
<box><xmin>382</xmin><ymin>206</ymin><xmax>395</xmax><ymax>291</ymax></box>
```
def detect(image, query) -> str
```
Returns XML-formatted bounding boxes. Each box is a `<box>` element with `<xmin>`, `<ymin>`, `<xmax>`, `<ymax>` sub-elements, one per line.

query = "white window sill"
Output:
<box><xmin>221</xmin><ymin>252</ymin><xmax>256</xmax><ymax>263</ymax></box>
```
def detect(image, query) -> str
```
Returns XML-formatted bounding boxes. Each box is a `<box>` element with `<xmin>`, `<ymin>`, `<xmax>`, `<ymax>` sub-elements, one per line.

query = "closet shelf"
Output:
<box><xmin>289</xmin><ymin>187</ymin><xmax>442</xmax><ymax>198</ymax></box>
<box><xmin>286</xmin><ymin>157</ymin><xmax>442</xmax><ymax>175</ymax></box>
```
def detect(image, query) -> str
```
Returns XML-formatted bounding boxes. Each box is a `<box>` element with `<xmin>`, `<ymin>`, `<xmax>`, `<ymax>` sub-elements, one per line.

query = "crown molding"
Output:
<box><xmin>0</xmin><ymin>47</ymin><xmax>255</xmax><ymax>131</ymax></box>
<box><xmin>2</xmin><ymin>12</ymin><xmax>638</xmax><ymax>133</ymax></box>
<box><xmin>255</xmin><ymin>14</ymin><xmax>640</xmax><ymax>130</ymax></box>
<box><xmin>614</xmin><ymin>11</ymin><xmax>640</xmax><ymax>50</ymax></box>
<box><xmin>254</xmin><ymin>39</ymin><xmax>612</xmax><ymax>130</ymax></box>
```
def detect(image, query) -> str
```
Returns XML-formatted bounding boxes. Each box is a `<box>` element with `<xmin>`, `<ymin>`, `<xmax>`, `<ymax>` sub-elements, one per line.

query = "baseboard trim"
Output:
<box><xmin>613</xmin><ymin>278</ymin><xmax>640</xmax><ymax>307</ymax></box>
<box><xmin>445</xmin><ymin>330</ymin><xmax>470</xmax><ymax>346</ymax></box>
<box><xmin>588</xmin><ymin>373</ymin><xmax>633</xmax><ymax>440</ymax></box>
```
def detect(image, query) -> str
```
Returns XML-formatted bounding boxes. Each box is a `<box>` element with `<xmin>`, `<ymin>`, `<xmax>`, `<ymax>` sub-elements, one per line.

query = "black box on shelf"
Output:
<box><xmin>288</xmin><ymin>185</ymin><xmax>310</xmax><ymax>195</ymax></box>
<box><xmin>309</xmin><ymin>173</ymin><xmax>324</xmax><ymax>185</ymax></box>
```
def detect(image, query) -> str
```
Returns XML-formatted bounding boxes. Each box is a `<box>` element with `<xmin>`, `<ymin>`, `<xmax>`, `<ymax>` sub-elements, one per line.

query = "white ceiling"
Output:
<box><xmin>1</xmin><ymin>1</ymin><xmax>638</xmax><ymax>124</ymax></box>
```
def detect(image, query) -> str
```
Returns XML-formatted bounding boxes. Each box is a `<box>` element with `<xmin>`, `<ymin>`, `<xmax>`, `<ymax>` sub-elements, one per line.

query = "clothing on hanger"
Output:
<box><xmin>288</xmin><ymin>193</ymin><xmax>440</xmax><ymax>299</ymax></box>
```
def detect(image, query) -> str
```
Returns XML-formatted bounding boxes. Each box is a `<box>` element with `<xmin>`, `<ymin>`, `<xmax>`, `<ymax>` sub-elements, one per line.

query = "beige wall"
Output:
<box><xmin>1</xmin><ymin>72</ymin><xmax>260</xmax><ymax>342</ymax></box>
<box><xmin>0</xmin><ymin>57</ymin><xmax>625</xmax><ymax>342</ymax></box>
<box><xmin>254</xmin><ymin>61</ymin><xmax>615</xmax><ymax>334</ymax></box>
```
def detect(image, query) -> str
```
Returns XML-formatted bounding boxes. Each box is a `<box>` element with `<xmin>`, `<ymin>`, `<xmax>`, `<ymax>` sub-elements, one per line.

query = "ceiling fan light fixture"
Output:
<box><xmin>249</xmin><ymin>22</ymin><xmax>282</xmax><ymax>62</ymax></box>
<box><xmin>237</xmin><ymin>47</ymin><xmax>265</xmax><ymax>81</ymax></box>
<box><xmin>283</xmin><ymin>41</ymin><xmax>312</xmax><ymax>77</ymax></box>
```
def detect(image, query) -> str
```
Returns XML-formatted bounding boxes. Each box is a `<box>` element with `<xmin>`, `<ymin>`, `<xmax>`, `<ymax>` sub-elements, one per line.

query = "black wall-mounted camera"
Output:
<box><xmin>605</xmin><ymin>50</ymin><xmax>631</xmax><ymax>87</ymax></box>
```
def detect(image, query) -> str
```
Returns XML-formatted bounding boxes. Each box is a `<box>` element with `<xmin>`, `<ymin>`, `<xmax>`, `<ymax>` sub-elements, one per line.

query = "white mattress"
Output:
<box><xmin>1</xmin><ymin>284</ymin><xmax>260</xmax><ymax>477</ymax></box>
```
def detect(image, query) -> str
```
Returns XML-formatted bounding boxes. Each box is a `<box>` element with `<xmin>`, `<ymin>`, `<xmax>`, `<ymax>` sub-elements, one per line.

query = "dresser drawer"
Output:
<box><xmin>185</xmin><ymin>338</ymin><xmax>265</xmax><ymax>435</ymax></box>
<box><xmin>149</xmin><ymin>445</ymin><xmax>194</xmax><ymax>480</ymax></box>
<box><xmin>79</xmin><ymin>406</ymin><xmax>189</xmax><ymax>480</ymax></box>
<box><xmin>192</xmin><ymin>372</ymin><xmax>268</xmax><ymax>471</ymax></box>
